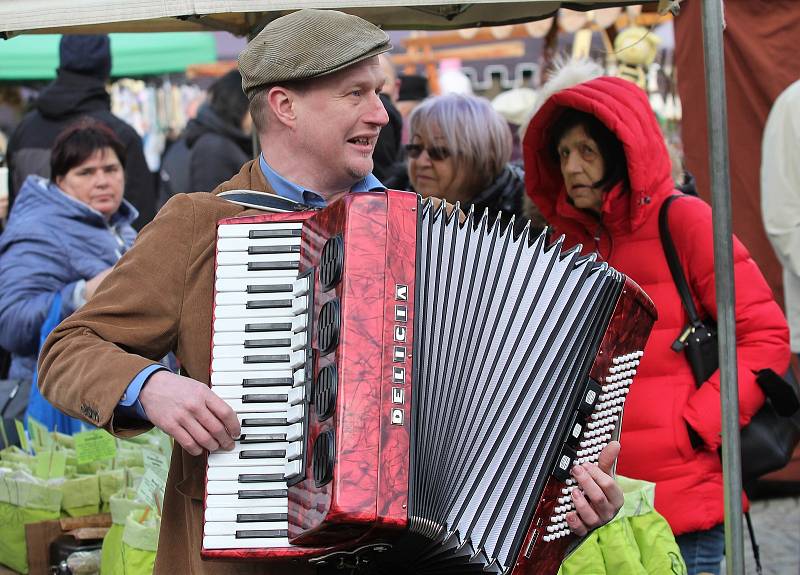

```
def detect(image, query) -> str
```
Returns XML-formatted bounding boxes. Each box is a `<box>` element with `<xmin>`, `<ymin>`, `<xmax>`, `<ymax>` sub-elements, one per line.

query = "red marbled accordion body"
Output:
<box><xmin>202</xmin><ymin>192</ymin><xmax>657</xmax><ymax>574</ymax></box>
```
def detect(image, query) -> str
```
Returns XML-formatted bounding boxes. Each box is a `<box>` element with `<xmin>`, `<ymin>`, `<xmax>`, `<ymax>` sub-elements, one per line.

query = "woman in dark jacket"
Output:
<box><xmin>522</xmin><ymin>74</ymin><xmax>789</xmax><ymax>575</ymax></box>
<box><xmin>159</xmin><ymin>70</ymin><xmax>252</xmax><ymax>205</ymax></box>
<box><xmin>393</xmin><ymin>93</ymin><xmax>537</xmax><ymax>235</ymax></box>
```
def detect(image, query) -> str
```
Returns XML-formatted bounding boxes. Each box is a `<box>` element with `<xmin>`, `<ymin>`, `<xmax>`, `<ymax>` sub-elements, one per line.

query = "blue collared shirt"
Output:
<box><xmin>258</xmin><ymin>153</ymin><xmax>384</xmax><ymax>206</ymax></box>
<box><xmin>117</xmin><ymin>156</ymin><xmax>385</xmax><ymax>421</ymax></box>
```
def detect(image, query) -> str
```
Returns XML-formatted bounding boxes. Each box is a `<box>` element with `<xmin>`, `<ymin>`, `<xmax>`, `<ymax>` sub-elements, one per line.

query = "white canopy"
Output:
<box><xmin>0</xmin><ymin>0</ymin><xmax>677</xmax><ymax>36</ymax></box>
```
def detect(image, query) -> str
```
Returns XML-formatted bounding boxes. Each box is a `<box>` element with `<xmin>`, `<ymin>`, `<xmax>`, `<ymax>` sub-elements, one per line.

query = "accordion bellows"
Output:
<box><xmin>203</xmin><ymin>190</ymin><xmax>656</xmax><ymax>575</ymax></box>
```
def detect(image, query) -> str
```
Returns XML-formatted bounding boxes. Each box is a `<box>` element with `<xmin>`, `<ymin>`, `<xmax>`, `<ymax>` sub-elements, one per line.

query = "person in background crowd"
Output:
<box><xmin>522</xmin><ymin>72</ymin><xmax>790</xmax><ymax>575</ymax></box>
<box><xmin>372</xmin><ymin>54</ymin><xmax>403</xmax><ymax>182</ymax></box>
<box><xmin>0</xmin><ymin>118</ymin><xmax>137</xmax><ymax>396</ymax></box>
<box><xmin>395</xmin><ymin>73</ymin><xmax>430</xmax><ymax>144</ymax></box>
<box><xmin>38</xmin><ymin>10</ymin><xmax>623</xmax><ymax>573</ymax></box>
<box><xmin>6</xmin><ymin>35</ymin><xmax>155</xmax><ymax>230</ymax></box>
<box><xmin>762</xmin><ymin>78</ymin><xmax>800</xmax><ymax>361</ymax></box>
<box><xmin>396</xmin><ymin>93</ymin><xmax>531</xmax><ymax>234</ymax></box>
<box><xmin>491</xmin><ymin>87</ymin><xmax>537</xmax><ymax>165</ymax></box>
<box><xmin>158</xmin><ymin>69</ymin><xmax>252</xmax><ymax>206</ymax></box>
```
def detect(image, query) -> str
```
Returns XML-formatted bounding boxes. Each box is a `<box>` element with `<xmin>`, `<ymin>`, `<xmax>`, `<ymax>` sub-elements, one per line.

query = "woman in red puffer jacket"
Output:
<box><xmin>522</xmin><ymin>75</ymin><xmax>789</xmax><ymax>575</ymax></box>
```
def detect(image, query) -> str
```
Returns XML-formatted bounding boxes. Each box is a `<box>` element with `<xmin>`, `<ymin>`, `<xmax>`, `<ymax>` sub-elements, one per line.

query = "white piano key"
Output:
<box><xmin>214</xmin><ymin>297</ymin><xmax>307</xmax><ymax>319</ymax></box>
<box><xmin>217</xmin><ymin>222</ymin><xmax>303</xmax><ymax>238</ymax></box>
<box><xmin>206</xmin><ymin>466</ymin><xmax>285</xmax><ymax>481</ymax></box>
<box><xmin>215</xmin><ymin>291</ymin><xmax>300</xmax><ymax>306</ymax></box>
<box><xmin>205</xmin><ymin>506</ymin><xmax>288</xmax><ymax>522</ymax></box>
<box><xmin>211</xmin><ymin>370</ymin><xmax>294</xmax><ymax>385</ymax></box>
<box><xmin>287</xmin><ymin>404</ymin><xmax>304</xmax><ymax>424</ymax></box>
<box><xmin>212</xmin><ymin>350</ymin><xmax>306</xmax><ymax>372</ymax></box>
<box><xmin>222</xmin><ymin>399</ymin><xmax>292</xmax><ymax>413</ymax></box>
<box><xmin>208</xmin><ymin>451</ymin><xmax>289</xmax><ymax>467</ymax></box>
<box><xmin>285</xmin><ymin>459</ymin><xmax>302</xmax><ymax>479</ymax></box>
<box><xmin>213</xmin><ymin>344</ymin><xmax>293</xmax><ymax>358</ymax></box>
<box><xmin>215</xmin><ymin>440</ymin><xmax>289</xmax><ymax>454</ymax></box>
<box><xmin>216</xmin><ymin>265</ymin><xmax>300</xmax><ymax>279</ymax></box>
<box><xmin>217</xmin><ymin>236</ymin><xmax>301</xmax><ymax>252</ymax></box>
<box><xmin>204</xmin><ymin>521</ymin><xmax>289</xmax><ymax>536</ymax></box>
<box><xmin>215</xmin><ymin>277</ymin><xmax>299</xmax><ymax>293</ymax></box>
<box><xmin>235</xmin><ymin>411</ymin><xmax>291</xmax><ymax>425</ymax></box>
<box><xmin>203</xmin><ymin>535</ymin><xmax>291</xmax><ymax>549</ymax></box>
<box><xmin>213</xmin><ymin>331</ymin><xmax>296</xmax><ymax>346</ymax></box>
<box><xmin>212</xmin><ymin>385</ymin><xmax>292</xmax><ymax>399</ymax></box>
<box><xmin>290</xmin><ymin>333</ymin><xmax>307</xmax><ymax>350</ymax></box>
<box><xmin>288</xmin><ymin>387</ymin><xmax>305</xmax><ymax>406</ymax></box>
<box><xmin>206</xmin><ymin>493</ymin><xmax>288</xmax><ymax>508</ymax></box>
<box><xmin>213</xmin><ymin>315</ymin><xmax>307</xmax><ymax>334</ymax></box>
<box><xmin>207</xmin><ymin>481</ymin><xmax>287</xmax><ymax>495</ymax></box>
<box><xmin>293</xmin><ymin>369</ymin><xmax>306</xmax><ymax>386</ymax></box>
<box><xmin>286</xmin><ymin>441</ymin><xmax>303</xmax><ymax>461</ymax></box>
<box><xmin>217</xmin><ymin>251</ymin><xmax>299</xmax><ymax>266</ymax></box>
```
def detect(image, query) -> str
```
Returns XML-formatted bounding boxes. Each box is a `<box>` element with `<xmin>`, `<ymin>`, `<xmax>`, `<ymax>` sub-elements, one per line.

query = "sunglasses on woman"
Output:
<box><xmin>404</xmin><ymin>143</ymin><xmax>451</xmax><ymax>161</ymax></box>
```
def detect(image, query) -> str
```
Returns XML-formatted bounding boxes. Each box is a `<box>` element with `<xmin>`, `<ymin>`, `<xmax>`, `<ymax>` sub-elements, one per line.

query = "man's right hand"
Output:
<box><xmin>139</xmin><ymin>371</ymin><xmax>240</xmax><ymax>456</ymax></box>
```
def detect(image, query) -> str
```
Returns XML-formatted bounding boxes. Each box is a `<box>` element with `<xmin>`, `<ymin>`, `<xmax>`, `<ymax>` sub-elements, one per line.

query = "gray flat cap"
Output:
<box><xmin>239</xmin><ymin>9</ymin><xmax>392</xmax><ymax>99</ymax></box>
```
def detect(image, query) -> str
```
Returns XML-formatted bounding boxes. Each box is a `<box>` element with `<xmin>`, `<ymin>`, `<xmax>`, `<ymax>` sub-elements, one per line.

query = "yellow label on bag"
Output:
<box><xmin>74</xmin><ymin>429</ymin><xmax>117</xmax><ymax>464</ymax></box>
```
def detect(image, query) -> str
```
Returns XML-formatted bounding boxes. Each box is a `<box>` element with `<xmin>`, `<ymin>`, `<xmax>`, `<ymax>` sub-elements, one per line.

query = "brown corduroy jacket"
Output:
<box><xmin>39</xmin><ymin>160</ymin><xmax>317</xmax><ymax>574</ymax></box>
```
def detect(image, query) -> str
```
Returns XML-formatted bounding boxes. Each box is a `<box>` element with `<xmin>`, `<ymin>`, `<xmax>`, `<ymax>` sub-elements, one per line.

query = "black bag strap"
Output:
<box><xmin>217</xmin><ymin>190</ymin><xmax>317</xmax><ymax>212</ymax></box>
<box><xmin>659</xmin><ymin>194</ymin><xmax>703</xmax><ymax>326</ymax></box>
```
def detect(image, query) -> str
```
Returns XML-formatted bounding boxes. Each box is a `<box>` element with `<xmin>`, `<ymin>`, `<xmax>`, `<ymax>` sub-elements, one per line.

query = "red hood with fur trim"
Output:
<box><xmin>523</xmin><ymin>76</ymin><xmax>675</xmax><ymax>242</ymax></box>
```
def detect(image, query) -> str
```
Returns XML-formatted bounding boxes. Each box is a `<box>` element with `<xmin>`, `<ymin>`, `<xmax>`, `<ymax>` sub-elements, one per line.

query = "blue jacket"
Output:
<box><xmin>0</xmin><ymin>175</ymin><xmax>137</xmax><ymax>382</ymax></box>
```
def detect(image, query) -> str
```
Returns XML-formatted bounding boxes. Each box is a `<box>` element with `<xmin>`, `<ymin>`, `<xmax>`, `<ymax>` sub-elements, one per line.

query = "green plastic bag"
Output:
<box><xmin>0</xmin><ymin>469</ymin><xmax>62</xmax><ymax>574</ymax></box>
<box><xmin>101</xmin><ymin>489</ymin><xmax>151</xmax><ymax>575</ymax></box>
<box><xmin>99</xmin><ymin>468</ymin><xmax>126</xmax><ymax>512</ymax></box>
<box><xmin>559</xmin><ymin>476</ymin><xmax>687</xmax><ymax>575</ymax></box>
<box><xmin>60</xmin><ymin>474</ymin><xmax>100</xmax><ymax>517</ymax></box>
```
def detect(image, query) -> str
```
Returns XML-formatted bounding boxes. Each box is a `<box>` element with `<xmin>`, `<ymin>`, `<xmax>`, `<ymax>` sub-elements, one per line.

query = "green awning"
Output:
<box><xmin>0</xmin><ymin>32</ymin><xmax>217</xmax><ymax>80</ymax></box>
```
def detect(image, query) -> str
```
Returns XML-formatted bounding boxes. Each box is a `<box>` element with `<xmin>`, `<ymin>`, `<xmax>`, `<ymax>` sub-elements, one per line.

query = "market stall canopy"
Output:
<box><xmin>0</xmin><ymin>32</ymin><xmax>217</xmax><ymax>80</ymax></box>
<box><xmin>0</xmin><ymin>0</ymin><xmax>679</xmax><ymax>36</ymax></box>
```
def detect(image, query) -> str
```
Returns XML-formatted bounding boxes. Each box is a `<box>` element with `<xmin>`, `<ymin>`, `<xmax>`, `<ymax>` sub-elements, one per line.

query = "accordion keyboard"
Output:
<box><xmin>204</xmin><ymin>221</ymin><xmax>311</xmax><ymax>550</ymax></box>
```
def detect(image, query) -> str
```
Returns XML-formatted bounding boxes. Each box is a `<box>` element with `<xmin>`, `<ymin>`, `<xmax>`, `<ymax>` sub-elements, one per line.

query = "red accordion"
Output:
<box><xmin>203</xmin><ymin>190</ymin><xmax>656</xmax><ymax>574</ymax></box>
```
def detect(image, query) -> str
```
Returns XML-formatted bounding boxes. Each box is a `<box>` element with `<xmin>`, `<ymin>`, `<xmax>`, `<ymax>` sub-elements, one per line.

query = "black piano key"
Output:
<box><xmin>237</xmin><ymin>489</ymin><xmax>288</xmax><ymax>499</ymax></box>
<box><xmin>239</xmin><ymin>449</ymin><xmax>286</xmax><ymax>459</ymax></box>
<box><xmin>248</xmin><ymin>245</ymin><xmax>301</xmax><ymax>255</ymax></box>
<box><xmin>238</xmin><ymin>474</ymin><xmax>285</xmax><ymax>483</ymax></box>
<box><xmin>249</xmin><ymin>229</ymin><xmax>301</xmax><ymax>239</ymax></box>
<box><xmin>241</xmin><ymin>417</ymin><xmax>287</xmax><ymax>427</ymax></box>
<box><xmin>245</xmin><ymin>322</ymin><xmax>293</xmax><ymax>333</ymax></box>
<box><xmin>236</xmin><ymin>529</ymin><xmax>289</xmax><ymax>538</ymax></box>
<box><xmin>241</xmin><ymin>377</ymin><xmax>293</xmax><ymax>387</ymax></box>
<box><xmin>240</xmin><ymin>433</ymin><xmax>287</xmax><ymax>444</ymax></box>
<box><xmin>244</xmin><ymin>339</ymin><xmax>292</xmax><ymax>349</ymax></box>
<box><xmin>242</xmin><ymin>394</ymin><xmax>289</xmax><ymax>403</ymax></box>
<box><xmin>243</xmin><ymin>354</ymin><xmax>290</xmax><ymax>364</ymax></box>
<box><xmin>236</xmin><ymin>512</ymin><xmax>288</xmax><ymax>522</ymax></box>
<box><xmin>246</xmin><ymin>299</ymin><xmax>293</xmax><ymax>310</ymax></box>
<box><xmin>247</xmin><ymin>283</ymin><xmax>293</xmax><ymax>294</ymax></box>
<box><xmin>248</xmin><ymin>261</ymin><xmax>299</xmax><ymax>272</ymax></box>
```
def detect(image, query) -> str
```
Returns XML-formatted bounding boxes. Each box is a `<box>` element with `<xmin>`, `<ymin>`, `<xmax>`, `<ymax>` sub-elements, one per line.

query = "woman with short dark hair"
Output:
<box><xmin>0</xmin><ymin>117</ymin><xmax>137</xmax><ymax>392</ymax></box>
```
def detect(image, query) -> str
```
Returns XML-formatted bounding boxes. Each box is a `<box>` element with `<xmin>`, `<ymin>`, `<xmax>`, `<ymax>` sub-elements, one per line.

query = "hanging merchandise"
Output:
<box><xmin>110</xmin><ymin>79</ymin><xmax>205</xmax><ymax>171</ymax></box>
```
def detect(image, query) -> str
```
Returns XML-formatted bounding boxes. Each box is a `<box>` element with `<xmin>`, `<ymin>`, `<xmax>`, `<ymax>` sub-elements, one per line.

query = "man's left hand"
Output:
<box><xmin>564</xmin><ymin>440</ymin><xmax>623</xmax><ymax>536</ymax></box>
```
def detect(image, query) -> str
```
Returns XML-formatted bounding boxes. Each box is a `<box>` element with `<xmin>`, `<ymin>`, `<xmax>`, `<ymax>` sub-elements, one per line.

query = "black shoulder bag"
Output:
<box><xmin>659</xmin><ymin>194</ymin><xmax>800</xmax><ymax>484</ymax></box>
<box><xmin>661</xmin><ymin>194</ymin><xmax>800</xmax><ymax>574</ymax></box>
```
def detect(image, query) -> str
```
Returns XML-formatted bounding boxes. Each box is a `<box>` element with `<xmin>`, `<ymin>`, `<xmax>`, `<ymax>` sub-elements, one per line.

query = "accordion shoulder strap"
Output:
<box><xmin>658</xmin><ymin>194</ymin><xmax>702</xmax><ymax>325</ymax></box>
<box><xmin>218</xmin><ymin>189</ymin><xmax>313</xmax><ymax>213</ymax></box>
